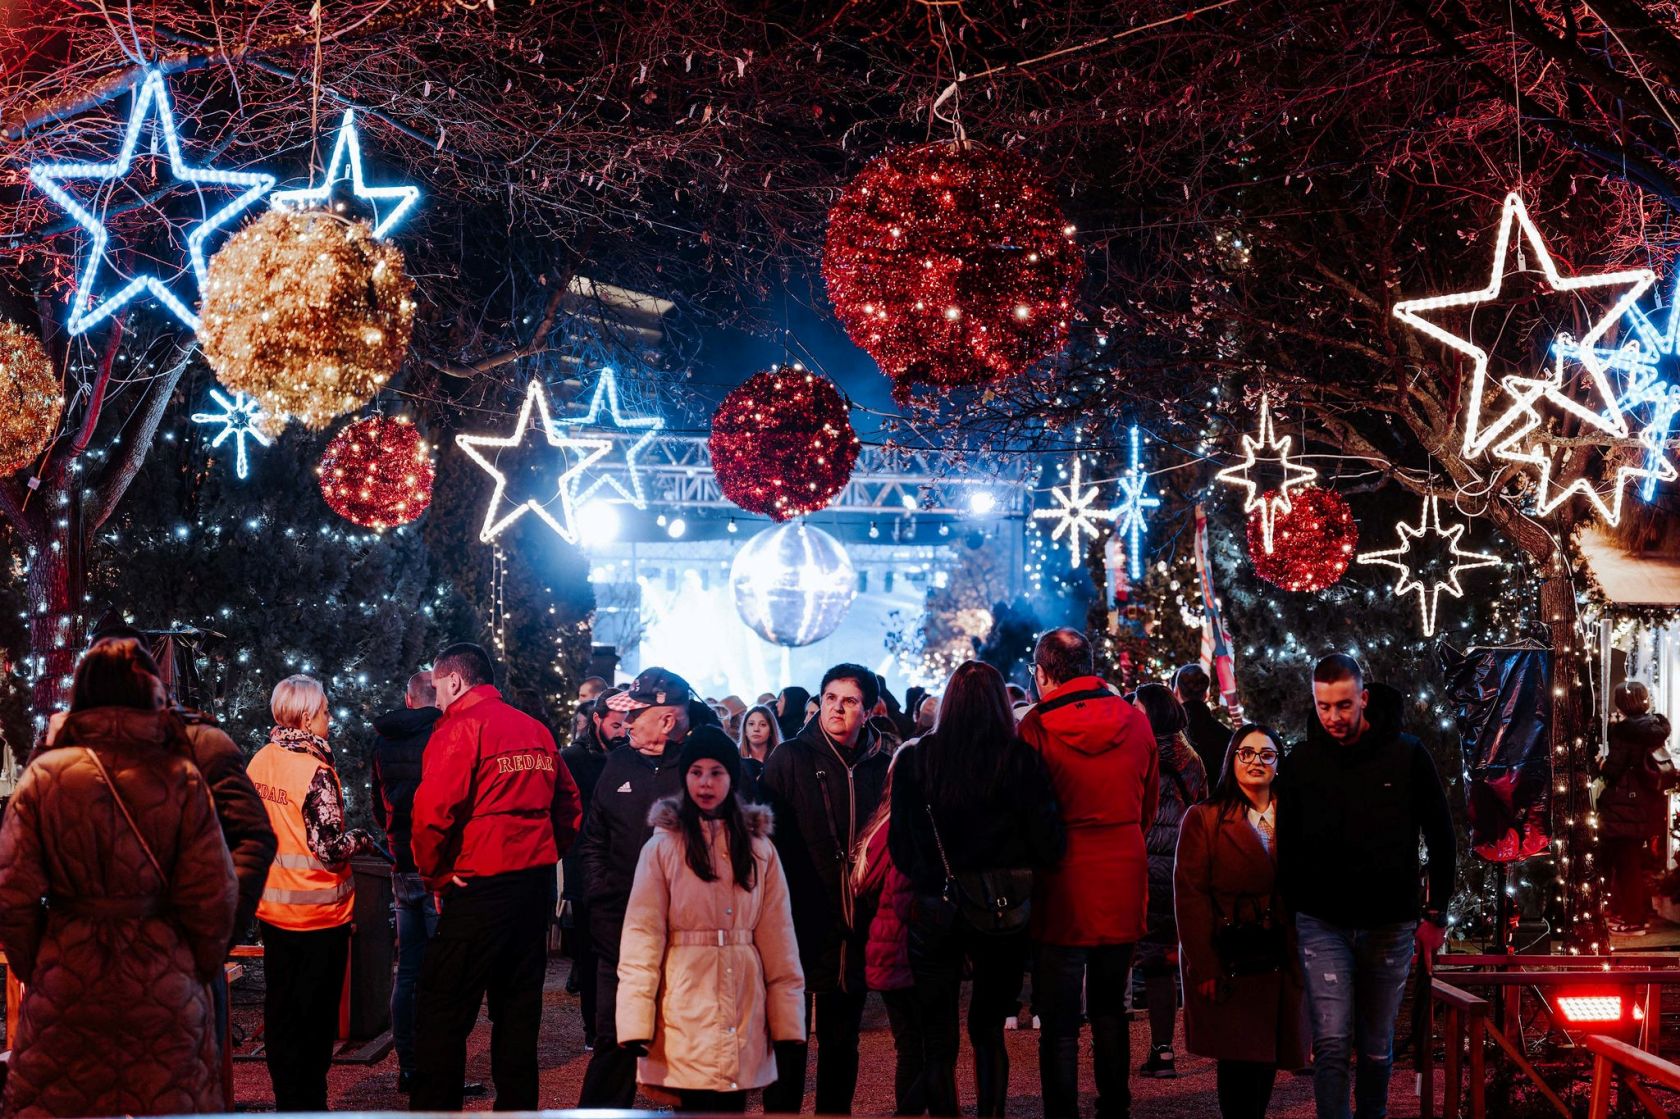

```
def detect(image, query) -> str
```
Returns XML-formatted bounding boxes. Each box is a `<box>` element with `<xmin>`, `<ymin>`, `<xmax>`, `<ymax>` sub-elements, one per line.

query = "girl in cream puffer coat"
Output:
<box><xmin>617</xmin><ymin>728</ymin><xmax>805</xmax><ymax>1111</ymax></box>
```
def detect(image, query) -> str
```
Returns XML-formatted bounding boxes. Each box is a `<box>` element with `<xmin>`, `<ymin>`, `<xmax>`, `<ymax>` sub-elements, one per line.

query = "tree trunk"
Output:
<box><xmin>1538</xmin><ymin>570</ymin><xmax>1606</xmax><ymax>951</ymax></box>
<box><xmin>23</xmin><ymin>504</ymin><xmax>80</xmax><ymax>731</ymax></box>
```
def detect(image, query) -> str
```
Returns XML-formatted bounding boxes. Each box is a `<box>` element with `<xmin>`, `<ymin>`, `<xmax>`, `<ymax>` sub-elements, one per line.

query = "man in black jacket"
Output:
<box><xmin>761</xmin><ymin>663</ymin><xmax>892</xmax><ymax>1117</ymax></box>
<box><xmin>1277</xmin><ymin>654</ymin><xmax>1455</xmax><ymax>1119</ymax></box>
<box><xmin>1173</xmin><ymin>663</ymin><xmax>1232</xmax><ymax>778</ymax></box>
<box><xmin>559</xmin><ymin>687</ymin><xmax>625</xmax><ymax>1048</ymax></box>
<box><xmin>575</xmin><ymin>669</ymin><xmax>693</xmax><ymax>1108</ymax></box>
<box><xmin>370</xmin><ymin>671</ymin><xmax>445</xmax><ymax>1093</ymax></box>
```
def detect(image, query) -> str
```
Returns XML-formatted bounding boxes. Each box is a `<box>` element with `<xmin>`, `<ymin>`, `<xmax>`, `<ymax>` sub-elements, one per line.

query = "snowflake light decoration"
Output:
<box><xmin>1033</xmin><ymin>452</ymin><xmax>1105</xmax><ymax>570</ymax></box>
<box><xmin>270</xmin><ymin>110</ymin><xmax>420</xmax><ymax>239</ymax></box>
<box><xmin>190</xmin><ymin>388</ymin><xmax>270</xmax><ymax>479</ymax></box>
<box><xmin>456</xmin><ymin>379</ymin><xmax>611</xmax><ymax>545</ymax></box>
<box><xmin>1108</xmin><ymin>426</ymin><xmax>1160</xmax><ymax>582</ymax></box>
<box><xmin>28</xmin><ymin>70</ymin><xmax>275</xmax><ymax>335</ymax></box>
<box><xmin>1357</xmin><ymin>494</ymin><xmax>1500</xmax><ymax>638</ymax></box>
<box><xmin>555</xmin><ymin>366</ymin><xmax>664</xmax><ymax>509</ymax></box>
<box><xmin>1213</xmin><ymin>397</ymin><xmax>1317</xmax><ymax>554</ymax></box>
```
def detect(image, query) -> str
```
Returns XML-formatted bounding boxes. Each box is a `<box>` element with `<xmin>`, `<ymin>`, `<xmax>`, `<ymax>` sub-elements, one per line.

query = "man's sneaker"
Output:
<box><xmin>1140</xmin><ymin>1045</ymin><xmax>1176</xmax><ymax>1078</ymax></box>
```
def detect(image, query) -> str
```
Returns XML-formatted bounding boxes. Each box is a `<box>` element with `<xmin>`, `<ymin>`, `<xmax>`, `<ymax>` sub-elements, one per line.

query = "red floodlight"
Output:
<box><xmin>1556</xmin><ymin>995</ymin><xmax>1623</xmax><ymax>1023</ymax></box>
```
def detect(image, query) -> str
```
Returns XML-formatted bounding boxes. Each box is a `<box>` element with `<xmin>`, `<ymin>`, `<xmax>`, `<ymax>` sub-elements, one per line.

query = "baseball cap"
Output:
<box><xmin>606</xmin><ymin>667</ymin><xmax>694</xmax><ymax>713</ymax></box>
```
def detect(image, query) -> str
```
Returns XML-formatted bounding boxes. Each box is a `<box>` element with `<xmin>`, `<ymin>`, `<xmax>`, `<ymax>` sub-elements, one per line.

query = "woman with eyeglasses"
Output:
<box><xmin>1174</xmin><ymin>725</ymin><xmax>1305</xmax><ymax>1119</ymax></box>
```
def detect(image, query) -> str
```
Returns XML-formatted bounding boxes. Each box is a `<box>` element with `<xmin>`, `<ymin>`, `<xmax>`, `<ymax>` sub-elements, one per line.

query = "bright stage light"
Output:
<box><xmin>667</xmin><ymin>516</ymin><xmax>688</xmax><ymax>539</ymax></box>
<box><xmin>969</xmin><ymin>491</ymin><xmax>997</xmax><ymax>516</ymax></box>
<box><xmin>577</xmin><ymin>501</ymin><xmax>621</xmax><ymax>546</ymax></box>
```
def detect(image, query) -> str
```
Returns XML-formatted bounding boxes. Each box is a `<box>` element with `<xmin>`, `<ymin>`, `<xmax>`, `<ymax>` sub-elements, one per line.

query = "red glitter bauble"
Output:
<box><xmin>317</xmin><ymin>416</ymin><xmax>435</xmax><ymax>530</ymax></box>
<box><xmin>709</xmin><ymin>365</ymin><xmax>861</xmax><ymax>521</ymax></box>
<box><xmin>822</xmin><ymin>142</ymin><xmax>1084</xmax><ymax>393</ymax></box>
<box><xmin>1245</xmin><ymin>486</ymin><xmax>1357</xmax><ymax>592</ymax></box>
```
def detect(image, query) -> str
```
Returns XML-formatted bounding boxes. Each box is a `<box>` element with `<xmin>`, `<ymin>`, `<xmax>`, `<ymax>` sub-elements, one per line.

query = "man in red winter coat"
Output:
<box><xmin>1017</xmin><ymin>627</ymin><xmax>1159</xmax><ymax>1119</ymax></box>
<box><xmin>409</xmin><ymin>643</ymin><xmax>582</xmax><ymax>1112</ymax></box>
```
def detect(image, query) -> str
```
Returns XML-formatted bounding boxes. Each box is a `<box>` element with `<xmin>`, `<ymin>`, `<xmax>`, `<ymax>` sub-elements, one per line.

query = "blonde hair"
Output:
<box><xmin>271</xmin><ymin>674</ymin><xmax>328</xmax><ymax>730</ymax></box>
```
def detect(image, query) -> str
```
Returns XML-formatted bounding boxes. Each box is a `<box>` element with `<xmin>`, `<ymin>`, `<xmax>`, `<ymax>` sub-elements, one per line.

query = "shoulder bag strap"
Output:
<box><xmin>1032</xmin><ymin>687</ymin><xmax>1115</xmax><ymax>717</ymax></box>
<box><xmin>83</xmin><ymin>747</ymin><xmax>166</xmax><ymax>882</ymax></box>
<box><xmin>924</xmin><ymin>803</ymin><xmax>956</xmax><ymax>891</ymax></box>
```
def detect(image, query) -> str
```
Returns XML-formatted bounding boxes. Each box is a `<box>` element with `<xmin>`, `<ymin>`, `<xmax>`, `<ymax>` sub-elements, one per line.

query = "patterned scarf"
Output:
<box><xmin>269</xmin><ymin>725</ymin><xmax>332</xmax><ymax>763</ymax></box>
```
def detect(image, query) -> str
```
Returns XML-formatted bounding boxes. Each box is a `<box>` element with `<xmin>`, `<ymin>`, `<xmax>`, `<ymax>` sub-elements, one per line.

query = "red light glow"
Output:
<box><xmin>1556</xmin><ymin>995</ymin><xmax>1622</xmax><ymax>1023</ymax></box>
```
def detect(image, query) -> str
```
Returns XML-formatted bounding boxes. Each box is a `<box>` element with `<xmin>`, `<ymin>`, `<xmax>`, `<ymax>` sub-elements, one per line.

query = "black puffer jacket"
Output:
<box><xmin>577</xmin><ymin>739</ymin><xmax>686</xmax><ymax>958</ymax></box>
<box><xmin>1599</xmin><ymin>713</ymin><xmax>1671</xmax><ymax>839</ymax></box>
<box><xmin>370</xmin><ymin>705</ymin><xmax>441</xmax><ymax>874</ymax></box>
<box><xmin>1141</xmin><ymin>735</ymin><xmax>1207</xmax><ymax>953</ymax></box>
<box><xmin>760</xmin><ymin>719</ymin><xmax>890</xmax><ymax>993</ymax></box>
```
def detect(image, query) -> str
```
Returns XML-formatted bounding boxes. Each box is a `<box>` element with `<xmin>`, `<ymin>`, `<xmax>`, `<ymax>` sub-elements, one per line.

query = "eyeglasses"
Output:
<box><xmin>1235</xmin><ymin>748</ymin><xmax>1279</xmax><ymax>765</ymax></box>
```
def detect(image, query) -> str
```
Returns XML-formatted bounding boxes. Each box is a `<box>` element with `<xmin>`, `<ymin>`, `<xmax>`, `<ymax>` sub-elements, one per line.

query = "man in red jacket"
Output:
<box><xmin>409</xmin><ymin>643</ymin><xmax>582</xmax><ymax>1112</ymax></box>
<box><xmin>1017</xmin><ymin>628</ymin><xmax>1159</xmax><ymax>1119</ymax></box>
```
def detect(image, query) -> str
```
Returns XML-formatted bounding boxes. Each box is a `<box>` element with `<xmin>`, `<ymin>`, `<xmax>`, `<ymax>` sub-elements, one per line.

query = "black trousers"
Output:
<box><xmin>910</xmin><ymin>923</ymin><xmax>1027</xmax><ymax>1117</ymax></box>
<box><xmin>1215</xmin><ymin>1060</ymin><xmax>1278</xmax><ymax>1119</ymax></box>
<box><xmin>762</xmin><ymin>987</ymin><xmax>869</xmax><ymax>1115</ymax></box>
<box><xmin>577</xmin><ymin>947</ymin><xmax>638</xmax><ymax>1107</ymax></box>
<box><xmin>571</xmin><ymin>898</ymin><xmax>599</xmax><ymax>1045</ymax></box>
<box><xmin>1036</xmin><ymin>942</ymin><xmax>1136</xmax><ymax>1119</ymax></box>
<box><xmin>411</xmin><ymin>866</ymin><xmax>555</xmax><ymax>1111</ymax></box>
<box><xmin>881</xmin><ymin>987</ymin><xmax>929</xmax><ymax>1116</ymax></box>
<box><xmin>261</xmin><ymin>920</ymin><xmax>351</xmax><ymax>1113</ymax></box>
<box><xmin>1603</xmin><ymin>836</ymin><xmax>1652</xmax><ymax>925</ymax></box>
<box><xmin>675</xmin><ymin>1088</ymin><xmax>747</xmax><ymax>1112</ymax></box>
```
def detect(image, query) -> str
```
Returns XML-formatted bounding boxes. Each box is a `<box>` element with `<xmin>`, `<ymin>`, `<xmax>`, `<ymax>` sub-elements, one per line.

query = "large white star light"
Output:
<box><xmin>28</xmin><ymin>70</ymin><xmax>276</xmax><ymax>335</ymax></box>
<box><xmin>456</xmin><ymin>379</ymin><xmax>611</xmax><ymax>545</ymax></box>
<box><xmin>1033</xmin><ymin>452</ymin><xmax>1106</xmax><ymax>570</ymax></box>
<box><xmin>191</xmin><ymin>388</ymin><xmax>270</xmax><ymax>480</ymax></box>
<box><xmin>554</xmin><ymin>366</ymin><xmax>664</xmax><ymax>508</ymax></box>
<box><xmin>1357</xmin><ymin>494</ymin><xmax>1500</xmax><ymax>638</ymax></box>
<box><xmin>1392</xmin><ymin>192</ymin><xmax>1653</xmax><ymax>462</ymax></box>
<box><xmin>1108</xmin><ymin>425</ymin><xmax>1160</xmax><ymax>582</ymax></box>
<box><xmin>1213</xmin><ymin>396</ymin><xmax>1317</xmax><ymax>554</ymax></box>
<box><xmin>270</xmin><ymin>110</ymin><xmax>420</xmax><ymax>239</ymax></box>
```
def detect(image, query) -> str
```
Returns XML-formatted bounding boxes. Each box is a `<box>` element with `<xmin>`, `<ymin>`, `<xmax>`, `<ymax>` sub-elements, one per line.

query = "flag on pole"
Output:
<box><xmin>1194</xmin><ymin>503</ymin><xmax>1242</xmax><ymax>718</ymax></box>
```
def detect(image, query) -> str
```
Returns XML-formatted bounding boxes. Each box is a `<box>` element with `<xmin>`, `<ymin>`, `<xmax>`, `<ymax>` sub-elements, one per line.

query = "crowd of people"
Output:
<box><xmin>0</xmin><ymin>620</ymin><xmax>1474</xmax><ymax>1119</ymax></box>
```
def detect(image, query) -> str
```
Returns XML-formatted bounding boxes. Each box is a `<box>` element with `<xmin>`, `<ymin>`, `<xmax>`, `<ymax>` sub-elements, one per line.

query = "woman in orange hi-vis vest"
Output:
<box><xmin>249</xmin><ymin>675</ymin><xmax>373</xmax><ymax>1112</ymax></box>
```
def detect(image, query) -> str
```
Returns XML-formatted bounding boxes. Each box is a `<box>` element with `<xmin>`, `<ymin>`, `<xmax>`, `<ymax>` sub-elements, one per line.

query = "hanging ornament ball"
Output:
<box><xmin>709</xmin><ymin>364</ymin><xmax>861</xmax><ymax>521</ymax></box>
<box><xmin>199</xmin><ymin>210</ymin><xmax>416</xmax><ymax>430</ymax></box>
<box><xmin>0</xmin><ymin>321</ymin><xmax>64</xmax><ymax>476</ymax></box>
<box><xmin>1246</xmin><ymin>485</ymin><xmax>1358</xmax><ymax>593</ymax></box>
<box><xmin>317</xmin><ymin>415</ymin><xmax>435</xmax><ymax>530</ymax></box>
<box><xmin>731</xmin><ymin>521</ymin><xmax>858</xmax><ymax>647</ymax></box>
<box><xmin>823</xmin><ymin>142</ymin><xmax>1084</xmax><ymax>394</ymax></box>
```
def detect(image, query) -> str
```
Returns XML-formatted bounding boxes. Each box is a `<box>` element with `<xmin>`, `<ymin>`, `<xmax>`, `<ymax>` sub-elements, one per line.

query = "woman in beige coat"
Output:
<box><xmin>617</xmin><ymin>727</ymin><xmax>805</xmax><ymax>1112</ymax></box>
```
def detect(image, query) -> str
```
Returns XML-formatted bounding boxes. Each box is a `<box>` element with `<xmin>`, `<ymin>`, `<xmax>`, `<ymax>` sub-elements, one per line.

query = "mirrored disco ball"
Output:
<box><xmin>731</xmin><ymin>521</ymin><xmax>858</xmax><ymax>647</ymax></box>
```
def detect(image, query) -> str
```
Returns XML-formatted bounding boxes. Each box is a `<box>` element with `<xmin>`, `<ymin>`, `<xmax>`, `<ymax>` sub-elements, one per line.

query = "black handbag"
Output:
<box><xmin>926</xmin><ymin>805</ymin><xmax>1034</xmax><ymax>936</ymax></box>
<box><xmin>1212</xmin><ymin>899</ymin><xmax>1288</xmax><ymax>977</ymax></box>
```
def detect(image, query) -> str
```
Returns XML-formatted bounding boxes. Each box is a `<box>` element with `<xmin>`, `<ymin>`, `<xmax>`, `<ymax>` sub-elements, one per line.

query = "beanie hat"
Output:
<box><xmin>677</xmin><ymin>725</ymin><xmax>743</xmax><ymax>789</ymax></box>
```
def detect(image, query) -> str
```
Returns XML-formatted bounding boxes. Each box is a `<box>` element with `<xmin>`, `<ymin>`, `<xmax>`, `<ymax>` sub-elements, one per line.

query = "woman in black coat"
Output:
<box><xmin>1599</xmin><ymin>681</ymin><xmax>1671</xmax><ymax>933</ymax></box>
<box><xmin>889</xmin><ymin>661</ymin><xmax>1065</xmax><ymax>1117</ymax></box>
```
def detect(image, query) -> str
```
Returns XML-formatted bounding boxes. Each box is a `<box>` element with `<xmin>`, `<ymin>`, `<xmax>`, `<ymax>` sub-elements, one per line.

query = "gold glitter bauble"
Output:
<box><xmin>0</xmin><ymin>320</ymin><xmax>64</xmax><ymax>476</ymax></box>
<box><xmin>199</xmin><ymin>210</ymin><xmax>416</xmax><ymax>430</ymax></box>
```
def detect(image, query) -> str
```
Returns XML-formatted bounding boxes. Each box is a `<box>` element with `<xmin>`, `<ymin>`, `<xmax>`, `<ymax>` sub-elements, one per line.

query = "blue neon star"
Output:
<box><xmin>270</xmin><ymin>110</ymin><xmax>420</xmax><ymax>239</ymax></box>
<box><xmin>1555</xmin><ymin>270</ymin><xmax>1680</xmax><ymax>501</ymax></box>
<box><xmin>555</xmin><ymin>367</ymin><xmax>665</xmax><ymax>509</ymax></box>
<box><xmin>1107</xmin><ymin>425</ymin><xmax>1160</xmax><ymax>581</ymax></box>
<box><xmin>28</xmin><ymin>71</ymin><xmax>276</xmax><ymax>335</ymax></box>
<box><xmin>191</xmin><ymin>388</ymin><xmax>271</xmax><ymax>479</ymax></box>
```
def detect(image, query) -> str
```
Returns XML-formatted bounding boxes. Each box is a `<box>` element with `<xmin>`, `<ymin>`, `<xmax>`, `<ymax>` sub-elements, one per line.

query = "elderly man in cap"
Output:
<box><xmin>575</xmin><ymin>667</ymin><xmax>699</xmax><ymax>1108</ymax></box>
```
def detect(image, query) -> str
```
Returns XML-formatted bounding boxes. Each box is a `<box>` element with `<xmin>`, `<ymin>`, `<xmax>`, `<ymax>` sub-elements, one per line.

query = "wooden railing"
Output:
<box><xmin>1584</xmin><ymin>1034</ymin><xmax>1680</xmax><ymax>1119</ymax></box>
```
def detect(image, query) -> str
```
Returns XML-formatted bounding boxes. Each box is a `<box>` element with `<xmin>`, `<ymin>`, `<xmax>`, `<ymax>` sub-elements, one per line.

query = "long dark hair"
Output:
<box><xmin>921</xmin><ymin>660</ymin><xmax>1018</xmax><ymax>819</ymax></box>
<box><xmin>678</xmin><ymin>783</ymin><xmax>757</xmax><ymax>891</ymax></box>
<box><xmin>71</xmin><ymin>638</ymin><xmax>164</xmax><ymax>712</ymax></box>
<box><xmin>1209</xmin><ymin>723</ymin><xmax>1284</xmax><ymax>818</ymax></box>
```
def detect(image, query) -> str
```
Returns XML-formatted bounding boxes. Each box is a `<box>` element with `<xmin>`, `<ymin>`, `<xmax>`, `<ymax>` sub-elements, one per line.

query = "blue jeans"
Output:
<box><xmin>391</xmin><ymin>871</ymin><xmax>438</xmax><ymax>1075</ymax></box>
<box><xmin>1295</xmin><ymin>913</ymin><xmax>1416</xmax><ymax>1119</ymax></box>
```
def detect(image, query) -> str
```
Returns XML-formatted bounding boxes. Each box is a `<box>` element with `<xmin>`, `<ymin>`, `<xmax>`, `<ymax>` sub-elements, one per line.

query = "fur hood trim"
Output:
<box><xmin>647</xmin><ymin>795</ymin><xmax>774</xmax><ymax>838</ymax></box>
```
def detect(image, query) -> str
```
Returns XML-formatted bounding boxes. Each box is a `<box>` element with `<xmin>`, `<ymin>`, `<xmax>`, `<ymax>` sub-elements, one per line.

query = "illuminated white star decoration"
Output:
<box><xmin>1108</xmin><ymin>425</ymin><xmax>1160</xmax><ymax>582</ymax></box>
<box><xmin>554</xmin><ymin>366</ymin><xmax>664</xmax><ymax>508</ymax></box>
<box><xmin>1357</xmin><ymin>494</ymin><xmax>1500</xmax><ymax>638</ymax></box>
<box><xmin>270</xmin><ymin>110</ymin><xmax>420</xmax><ymax>239</ymax></box>
<box><xmin>1033</xmin><ymin>452</ymin><xmax>1105</xmax><ymax>570</ymax></box>
<box><xmin>456</xmin><ymin>379</ymin><xmax>611</xmax><ymax>545</ymax></box>
<box><xmin>190</xmin><ymin>388</ymin><xmax>270</xmax><ymax>480</ymax></box>
<box><xmin>1555</xmin><ymin>269</ymin><xmax>1680</xmax><ymax>502</ymax></box>
<box><xmin>1213</xmin><ymin>396</ymin><xmax>1317</xmax><ymax>554</ymax></box>
<box><xmin>28</xmin><ymin>70</ymin><xmax>276</xmax><ymax>335</ymax></box>
<box><xmin>1392</xmin><ymin>192</ymin><xmax>1654</xmax><ymax>492</ymax></box>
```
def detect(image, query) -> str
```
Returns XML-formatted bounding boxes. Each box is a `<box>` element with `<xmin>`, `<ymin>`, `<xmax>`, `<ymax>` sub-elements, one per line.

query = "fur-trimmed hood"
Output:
<box><xmin>647</xmin><ymin>795</ymin><xmax>774</xmax><ymax>837</ymax></box>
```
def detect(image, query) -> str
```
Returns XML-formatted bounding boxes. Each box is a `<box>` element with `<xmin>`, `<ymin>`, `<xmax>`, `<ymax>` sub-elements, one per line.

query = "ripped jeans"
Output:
<box><xmin>1294</xmin><ymin>913</ymin><xmax>1416</xmax><ymax>1119</ymax></box>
